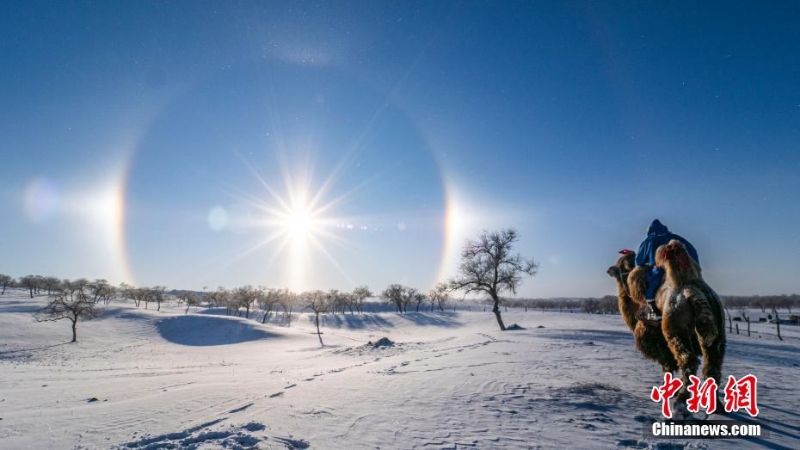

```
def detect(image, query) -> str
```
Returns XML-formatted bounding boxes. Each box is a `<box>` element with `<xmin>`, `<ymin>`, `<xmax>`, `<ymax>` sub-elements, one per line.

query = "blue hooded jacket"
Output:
<box><xmin>635</xmin><ymin>219</ymin><xmax>699</xmax><ymax>267</ymax></box>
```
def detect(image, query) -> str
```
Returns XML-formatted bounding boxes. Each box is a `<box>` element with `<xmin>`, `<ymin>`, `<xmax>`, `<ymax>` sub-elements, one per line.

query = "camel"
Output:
<box><xmin>608</xmin><ymin>240</ymin><xmax>726</xmax><ymax>402</ymax></box>
<box><xmin>607</xmin><ymin>251</ymin><xmax>678</xmax><ymax>373</ymax></box>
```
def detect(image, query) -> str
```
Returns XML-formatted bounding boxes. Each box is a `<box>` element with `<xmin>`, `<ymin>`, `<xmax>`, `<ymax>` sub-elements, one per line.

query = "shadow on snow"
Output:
<box><xmin>394</xmin><ymin>312</ymin><xmax>463</xmax><ymax>328</ymax></box>
<box><xmin>315</xmin><ymin>313</ymin><xmax>394</xmax><ymax>329</ymax></box>
<box><xmin>155</xmin><ymin>315</ymin><xmax>278</xmax><ymax>346</ymax></box>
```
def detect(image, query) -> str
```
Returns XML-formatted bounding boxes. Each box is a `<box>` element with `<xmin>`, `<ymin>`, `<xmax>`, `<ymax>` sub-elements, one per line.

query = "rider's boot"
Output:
<box><xmin>646</xmin><ymin>299</ymin><xmax>661</xmax><ymax>321</ymax></box>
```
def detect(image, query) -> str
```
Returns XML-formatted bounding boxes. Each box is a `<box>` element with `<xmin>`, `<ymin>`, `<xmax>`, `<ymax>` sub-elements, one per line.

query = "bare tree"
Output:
<box><xmin>303</xmin><ymin>290</ymin><xmax>328</xmax><ymax>345</ymax></box>
<box><xmin>141</xmin><ymin>286</ymin><xmax>167</xmax><ymax>311</ymax></box>
<box><xmin>581</xmin><ymin>298</ymin><xmax>600</xmax><ymax>314</ymax></box>
<box><xmin>783</xmin><ymin>296</ymin><xmax>794</xmax><ymax>315</ymax></box>
<box><xmin>20</xmin><ymin>275</ymin><xmax>40</xmax><ymax>298</ymax></box>
<box><xmin>600</xmin><ymin>295</ymin><xmax>618</xmax><ymax>314</ymax></box>
<box><xmin>34</xmin><ymin>283</ymin><xmax>100</xmax><ymax>342</ymax></box>
<box><xmin>449</xmin><ymin>229</ymin><xmax>537</xmax><ymax>331</ymax></box>
<box><xmin>259</xmin><ymin>288</ymin><xmax>283</xmax><ymax>323</ymax></box>
<box><xmin>400</xmin><ymin>287</ymin><xmax>414</xmax><ymax>313</ymax></box>
<box><xmin>326</xmin><ymin>289</ymin><xmax>345</xmax><ymax>315</ymax></box>
<box><xmin>772</xmin><ymin>306</ymin><xmax>783</xmax><ymax>341</ymax></box>
<box><xmin>101</xmin><ymin>285</ymin><xmax>117</xmax><ymax>305</ymax></box>
<box><xmin>405</xmin><ymin>287</ymin><xmax>425</xmax><ymax>312</ymax></box>
<box><xmin>119</xmin><ymin>283</ymin><xmax>143</xmax><ymax>307</ymax></box>
<box><xmin>43</xmin><ymin>276</ymin><xmax>61</xmax><ymax>295</ymax></box>
<box><xmin>382</xmin><ymin>284</ymin><xmax>406</xmax><ymax>313</ymax></box>
<box><xmin>428</xmin><ymin>283</ymin><xmax>449</xmax><ymax>312</ymax></box>
<box><xmin>279</xmin><ymin>289</ymin><xmax>296</xmax><ymax>327</ymax></box>
<box><xmin>0</xmin><ymin>274</ymin><xmax>11</xmax><ymax>295</ymax></box>
<box><xmin>233</xmin><ymin>286</ymin><xmax>259</xmax><ymax>318</ymax></box>
<box><xmin>141</xmin><ymin>287</ymin><xmax>152</xmax><ymax>309</ymax></box>
<box><xmin>352</xmin><ymin>286</ymin><xmax>371</xmax><ymax>314</ymax></box>
<box><xmin>179</xmin><ymin>291</ymin><xmax>199</xmax><ymax>314</ymax></box>
<box><xmin>89</xmin><ymin>279</ymin><xmax>109</xmax><ymax>303</ymax></box>
<box><xmin>36</xmin><ymin>275</ymin><xmax>47</xmax><ymax>294</ymax></box>
<box><xmin>206</xmin><ymin>286</ymin><xmax>229</xmax><ymax>309</ymax></box>
<box><xmin>225</xmin><ymin>290</ymin><xmax>239</xmax><ymax>315</ymax></box>
<box><xmin>70</xmin><ymin>278</ymin><xmax>90</xmax><ymax>295</ymax></box>
<box><xmin>341</xmin><ymin>292</ymin><xmax>355</xmax><ymax>314</ymax></box>
<box><xmin>88</xmin><ymin>279</ymin><xmax>117</xmax><ymax>305</ymax></box>
<box><xmin>154</xmin><ymin>286</ymin><xmax>168</xmax><ymax>311</ymax></box>
<box><xmin>741</xmin><ymin>308</ymin><xmax>751</xmax><ymax>337</ymax></box>
<box><xmin>132</xmin><ymin>286</ymin><xmax>145</xmax><ymax>307</ymax></box>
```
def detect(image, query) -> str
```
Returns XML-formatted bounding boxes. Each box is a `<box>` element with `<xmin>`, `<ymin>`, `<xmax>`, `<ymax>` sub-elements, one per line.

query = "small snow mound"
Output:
<box><xmin>242</xmin><ymin>422</ymin><xmax>266</xmax><ymax>432</ymax></box>
<box><xmin>273</xmin><ymin>436</ymin><xmax>310</xmax><ymax>449</ymax></box>
<box><xmin>370</xmin><ymin>337</ymin><xmax>395</xmax><ymax>348</ymax></box>
<box><xmin>505</xmin><ymin>323</ymin><xmax>524</xmax><ymax>330</ymax></box>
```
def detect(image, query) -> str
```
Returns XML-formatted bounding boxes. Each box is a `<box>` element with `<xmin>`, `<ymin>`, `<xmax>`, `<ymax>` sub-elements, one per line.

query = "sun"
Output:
<box><xmin>283</xmin><ymin>205</ymin><xmax>315</xmax><ymax>240</ymax></box>
<box><xmin>227</xmin><ymin>156</ymin><xmax>357</xmax><ymax>292</ymax></box>
<box><xmin>273</xmin><ymin>185</ymin><xmax>325</xmax><ymax>245</ymax></box>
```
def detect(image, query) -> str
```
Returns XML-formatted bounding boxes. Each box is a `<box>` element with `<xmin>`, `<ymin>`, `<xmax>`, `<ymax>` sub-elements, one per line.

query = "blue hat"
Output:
<box><xmin>648</xmin><ymin>219</ymin><xmax>668</xmax><ymax>234</ymax></box>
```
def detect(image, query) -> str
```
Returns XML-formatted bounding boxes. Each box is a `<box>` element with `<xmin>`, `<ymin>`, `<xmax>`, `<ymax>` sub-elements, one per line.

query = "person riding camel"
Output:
<box><xmin>636</xmin><ymin>219</ymin><xmax>699</xmax><ymax>320</ymax></box>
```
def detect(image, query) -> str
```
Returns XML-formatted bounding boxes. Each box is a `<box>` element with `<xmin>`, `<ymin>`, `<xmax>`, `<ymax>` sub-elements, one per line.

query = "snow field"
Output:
<box><xmin>1</xmin><ymin>291</ymin><xmax>798</xmax><ymax>449</ymax></box>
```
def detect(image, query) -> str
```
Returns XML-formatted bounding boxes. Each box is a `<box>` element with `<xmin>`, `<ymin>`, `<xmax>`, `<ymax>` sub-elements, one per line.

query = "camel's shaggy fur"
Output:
<box><xmin>608</xmin><ymin>241</ymin><xmax>726</xmax><ymax>404</ymax></box>
<box><xmin>607</xmin><ymin>253</ymin><xmax>677</xmax><ymax>373</ymax></box>
<box><xmin>654</xmin><ymin>240</ymin><xmax>726</xmax><ymax>400</ymax></box>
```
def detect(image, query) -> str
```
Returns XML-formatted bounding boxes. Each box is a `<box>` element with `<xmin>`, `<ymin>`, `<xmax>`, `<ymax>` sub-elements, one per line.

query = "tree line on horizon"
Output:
<box><xmin>1</xmin><ymin>228</ymin><xmax>542</xmax><ymax>341</ymax></box>
<box><xmin>8</xmin><ymin>227</ymin><xmax>797</xmax><ymax>343</ymax></box>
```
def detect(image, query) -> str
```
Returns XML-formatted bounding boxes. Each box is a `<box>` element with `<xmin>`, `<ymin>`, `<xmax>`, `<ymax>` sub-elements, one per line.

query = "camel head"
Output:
<box><xmin>656</xmin><ymin>239</ymin><xmax>701</xmax><ymax>282</ymax></box>
<box><xmin>607</xmin><ymin>249</ymin><xmax>636</xmax><ymax>279</ymax></box>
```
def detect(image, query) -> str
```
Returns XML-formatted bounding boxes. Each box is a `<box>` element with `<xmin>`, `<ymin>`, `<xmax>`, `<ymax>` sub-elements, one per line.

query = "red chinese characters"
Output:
<box><xmin>651</xmin><ymin>374</ymin><xmax>759</xmax><ymax>418</ymax></box>
<box><xmin>686</xmin><ymin>375</ymin><xmax>718</xmax><ymax>414</ymax></box>
<box><xmin>723</xmin><ymin>374</ymin><xmax>759</xmax><ymax>417</ymax></box>
<box><xmin>651</xmin><ymin>372</ymin><xmax>684</xmax><ymax>418</ymax></box>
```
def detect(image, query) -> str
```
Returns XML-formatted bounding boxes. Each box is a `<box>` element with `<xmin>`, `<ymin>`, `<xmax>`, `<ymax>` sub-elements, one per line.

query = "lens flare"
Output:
<box><xmin>22</xmin><ymin>177</ymin><xmax>62</xmax><ymax>224</ymax></box>
<box><xmin>207</xmin><ymin>206</ymin><xmax>229</xmax><ymax>231</ymax></box>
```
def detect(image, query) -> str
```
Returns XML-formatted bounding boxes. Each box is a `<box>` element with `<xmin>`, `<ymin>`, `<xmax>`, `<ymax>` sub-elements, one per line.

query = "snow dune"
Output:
<box><xmin>1</xmin><ymin>291</ymin><xmax>798</xmax><ymax>449</ymax></box>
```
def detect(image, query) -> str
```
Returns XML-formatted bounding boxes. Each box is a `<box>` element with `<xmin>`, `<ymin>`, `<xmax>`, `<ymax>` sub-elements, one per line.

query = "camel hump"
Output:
<box><xmin>627</xmin><ymin>265</ymin><xmax>649</xmax><ymax>303</ymax></box>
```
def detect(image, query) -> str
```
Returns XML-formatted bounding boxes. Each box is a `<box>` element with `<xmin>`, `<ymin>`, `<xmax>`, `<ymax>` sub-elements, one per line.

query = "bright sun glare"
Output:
<box><xmin>284</xmin><ymin>206</ymin><xmax>315</xmax><ymax>240</ymax></box>
<box><xmin>228</xmin><ymin>156</ymin><xmax>355</xmax><ymax>292</ymax></box>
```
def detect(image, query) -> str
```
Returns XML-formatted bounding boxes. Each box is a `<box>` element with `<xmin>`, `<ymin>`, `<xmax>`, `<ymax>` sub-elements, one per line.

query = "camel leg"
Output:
<box><xmin>662</xmin><ymin>317</ymin><xmax>699</xmax><ymax>402</ymax></box>
<box><xmin>696</xmin><ymin>329</ymin><xmax>725</xmax><ymax>385</ymax></box>
<box><xmin>634</xmin><ymin>321</ymin><xmax>677</xmax><ymax>373</ymax></box>
<box><xmin>689</xmin><ymin>292</ymin><xmax>726</xmax><ymax>385</ymax></box>
<box><xmin>699</xmin><ymin>337</ymin><xmax>725</xmax><ymax>385</ymax></box>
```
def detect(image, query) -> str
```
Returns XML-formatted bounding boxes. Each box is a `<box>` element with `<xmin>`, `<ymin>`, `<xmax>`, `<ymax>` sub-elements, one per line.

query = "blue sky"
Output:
<box><xmin>2</xmin><ymin>1</ymin><xmax>799</xmax><ymax>297</ymax></box>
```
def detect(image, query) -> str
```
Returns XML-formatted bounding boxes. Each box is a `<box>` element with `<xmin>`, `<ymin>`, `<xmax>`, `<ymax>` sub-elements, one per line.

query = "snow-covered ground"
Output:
<box><xmin>1</xmin><ymin>290</ymin><xmax>798</xmax><ymax>449</ymax></box>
